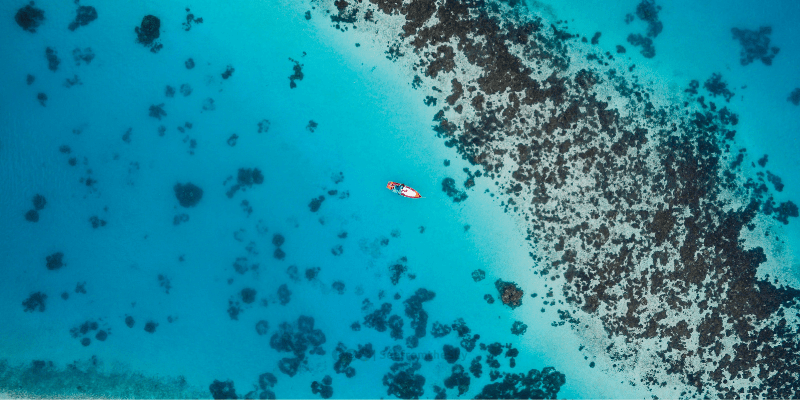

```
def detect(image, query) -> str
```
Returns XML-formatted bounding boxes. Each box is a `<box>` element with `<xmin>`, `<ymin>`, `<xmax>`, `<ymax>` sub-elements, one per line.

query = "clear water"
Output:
<box><xmin>1</xmin><ymin>0</ymin><xmax>799</xmax><ymax>398</ymax></box>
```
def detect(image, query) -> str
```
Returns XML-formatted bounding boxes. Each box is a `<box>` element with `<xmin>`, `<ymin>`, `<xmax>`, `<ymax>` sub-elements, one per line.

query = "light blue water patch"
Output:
<box><xmin>0</xmin><ymin>0</ymin><xmax>582</xmax><ymax>398</ymax></box>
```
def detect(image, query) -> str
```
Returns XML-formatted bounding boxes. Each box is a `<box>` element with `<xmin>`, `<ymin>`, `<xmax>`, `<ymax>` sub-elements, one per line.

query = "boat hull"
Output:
<box><xmin>387</xmin><ymin>181</ymin><xmax>422</xmax><ymax>198</ymax></box>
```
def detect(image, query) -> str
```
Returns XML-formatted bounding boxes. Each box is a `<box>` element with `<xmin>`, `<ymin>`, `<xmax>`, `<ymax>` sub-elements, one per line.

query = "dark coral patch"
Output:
<box><xmin>442</xmin><ymin>178</ymin><xmax>467</xmax><ymax>202</ymax></box>
<box><xmin>144</xmin><ymin>321</ymin><xmax>158</xmax><ymax>333</ymax></box>
<box><xmin>789</xmin><ymin>88</ymin><xmax>800</xmax><ymax>106</ymax></box>
<box><xmin>474</xmin><ymin>367</ymin><xmax>565</xmax><ymax>398</ymax></box>
<box><xmin>46</xmin><ymin>252</ymin><xmax>64</xmax><ymax>270</ymax></box>
<box><xmin>25</xmin><ymin>210</ymin><xmax>39</xmax><ymax>222</ymax></box>
<box><xmin>209</xmin><ymin>379</ymin><xmax>237</xmax><ymax>399</ymax></box>
<box><xmin>135</xmin><ymin>15</ymin><xmax>163</xmax><ymax>52</ymax></box>
<box><xmin>68</xmin><ymin>5</ymin><xmax>97</xmax><ymax>31</ymax></box>
<box><xmin>22</xmin><ymin>292</ymin><xmax>47</xmax><ymax>312</ymax></box>
<box><xmin>46</xmin><ymin>48</ymin><xmax>60</xmax><ymax>71</ymax></box>
<box><xmin>289</xmin><ymin>58</ymin><xmax>304</xmax><ymax>88</ymax></box>
<box><xmin>174</xmin><ymin>182</ymin><xmax>203</xmax><ymax>207</ymax></box>
<box><xmin>443</xmin><ymin>344</ymin><xmax>460</xmax><ymax>363</ymax></box>
<box><xmin>309</xmin><ymin>196</ymin><xmax>325</xmax><ymax>212</ymax></box>
<box><xmin>732</xmin><ymin>26</ymin><xmax>779</xmax><ymax>66</ymax></box>
<box><xmin>278</xmin><ymin>284</ymin><xmax>291</xmax><ymax>305</ymax></box>
<box><xmin>15</xmin><ymin>3</ymin><xmax>45</xmax><ymax>32</ymax></box>
<box><xmin>382</xmin><ymin>361</ymin><xmax>425</xmax><ymax>399</ymax></box>
<box><xmin>32</xmin><ymin>194</ymin><xmax>46</xmax><ymax>210</ymax></box>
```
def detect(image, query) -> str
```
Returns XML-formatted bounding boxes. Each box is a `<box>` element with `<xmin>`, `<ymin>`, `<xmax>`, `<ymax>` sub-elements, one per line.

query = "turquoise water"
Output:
<box><xmin>1</xmin><ymin>0</ymin><xmax>799</xmax><ymax>398</ymax></box>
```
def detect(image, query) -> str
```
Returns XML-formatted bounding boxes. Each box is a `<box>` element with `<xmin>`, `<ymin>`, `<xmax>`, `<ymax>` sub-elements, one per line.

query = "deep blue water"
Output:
<box><xmin>1</xmin><ymin>0</ymin><xmax>799</xmax><ymax>398</ymax></box>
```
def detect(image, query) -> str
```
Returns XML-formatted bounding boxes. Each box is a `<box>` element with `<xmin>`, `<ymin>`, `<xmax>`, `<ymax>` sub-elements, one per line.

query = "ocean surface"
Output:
<box><xmin>1</xmin><ymin>0</ymin><xmax>799</xmax><ymax>398</ymax></box>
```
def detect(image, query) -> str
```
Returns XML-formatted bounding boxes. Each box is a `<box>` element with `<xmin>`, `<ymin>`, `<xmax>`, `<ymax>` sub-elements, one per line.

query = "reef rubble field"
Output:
<box><xmin>305</xmin><ymin>0</ymin><xmax>800</xmax><ymax>397</ymax></box>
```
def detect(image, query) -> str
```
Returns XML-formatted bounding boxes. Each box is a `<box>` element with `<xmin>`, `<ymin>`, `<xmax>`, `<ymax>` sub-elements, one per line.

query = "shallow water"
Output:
<box><xmin>1</xmin><ymin>0</ymin><xmax>799</xmax><ymax>398</ymax></box>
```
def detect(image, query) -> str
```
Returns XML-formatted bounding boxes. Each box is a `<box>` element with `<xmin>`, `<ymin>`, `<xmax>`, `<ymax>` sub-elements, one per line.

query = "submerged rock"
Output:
<box><xmin>495</xmin><ymin>279</ymin><xmax>523</xmax><ymax>309</ymax></box>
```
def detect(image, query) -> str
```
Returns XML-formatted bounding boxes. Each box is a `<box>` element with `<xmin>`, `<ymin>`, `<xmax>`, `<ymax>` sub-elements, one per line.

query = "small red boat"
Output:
<box><xmin>387</xmin><ymin>181</ymin><xmax>422</xmax><ymax>198</ymax></box>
